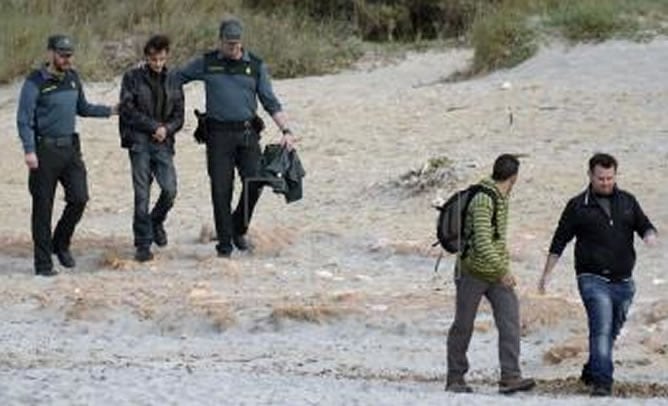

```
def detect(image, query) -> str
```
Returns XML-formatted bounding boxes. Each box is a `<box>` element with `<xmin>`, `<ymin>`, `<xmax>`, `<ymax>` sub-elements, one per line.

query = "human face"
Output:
<box><xmin>50</xmin><ymin>50</ymin><xmax>74</xmax><ymax>72</ymax></box>
<box><xmin>589</xmin><ymin>165</ymin><xmax>616</xmax><ymax>195</ymax></box>
<box><xmin>220</xmin><ymin>39</ymin><xmax>242</xmax><ymax>60</ymax></box>
<box><xmin>146</xmin><ymin>49</ymin><xmax>168</xmax><ymax>73</ymax></box>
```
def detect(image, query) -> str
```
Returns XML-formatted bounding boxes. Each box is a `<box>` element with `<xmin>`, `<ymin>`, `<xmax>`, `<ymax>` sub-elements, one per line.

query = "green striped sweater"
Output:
<box><xmin>460</xmin><ymin>178</ymin><xmax>510</xmax><ymax>283</ymax></box>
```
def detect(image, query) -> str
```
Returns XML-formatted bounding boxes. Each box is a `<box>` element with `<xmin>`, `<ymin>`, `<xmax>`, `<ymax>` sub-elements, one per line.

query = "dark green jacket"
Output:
<box><xmin>261</xmin><ymin>144</ymin><xmax>305</xmax><ymax>203</ymax></box>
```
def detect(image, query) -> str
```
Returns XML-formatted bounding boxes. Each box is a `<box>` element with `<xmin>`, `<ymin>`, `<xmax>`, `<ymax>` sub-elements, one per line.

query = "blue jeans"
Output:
<box><xmin>577</xmin><ymin>274</ymin><xmax>635</xmax><ymax>388</ymax></box>
<box><xmin>129</xmin><ymin>142</ymin><xmax>177</xmax><ymax>248</ymax></box>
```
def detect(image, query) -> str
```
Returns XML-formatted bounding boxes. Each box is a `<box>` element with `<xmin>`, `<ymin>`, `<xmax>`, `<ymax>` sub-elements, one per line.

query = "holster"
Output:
<box><xmin>193</xmin><ymin>109</ymin><xmax>209</xmax><ymax>144</ymax></box>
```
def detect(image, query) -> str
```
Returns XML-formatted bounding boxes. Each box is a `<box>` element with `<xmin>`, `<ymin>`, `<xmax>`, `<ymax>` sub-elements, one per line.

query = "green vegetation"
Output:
<box><xmin>1</xmin><ymin>0</ymin><xmax>667</xmax><ymax>83</ymax></box>
<box><xmin>0</xmin><ymin>0</ymin><xmax>361</xmax><ymax>82</ymax></box>
<box><xmin>471</xmin><ymin>8</ymin><xmax>537</xmax><ymax>73</ymax></box>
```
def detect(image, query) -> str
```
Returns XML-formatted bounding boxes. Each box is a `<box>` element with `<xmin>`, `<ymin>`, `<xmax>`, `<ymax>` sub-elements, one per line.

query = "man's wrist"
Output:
<box><xmin>281</xmin><ymin>127</ymin><xmax>292</xmax><ymax>135</ymax></box>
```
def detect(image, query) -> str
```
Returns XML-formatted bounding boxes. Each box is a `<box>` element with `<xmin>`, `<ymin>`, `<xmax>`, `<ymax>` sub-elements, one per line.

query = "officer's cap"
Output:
<box><xmin>219</xmin><ymin>18</ymin><xmax>243</xmax><ymax>41</ymax></box>
<box><xmin>47</xmin><ymin>34</ymin><xmax>75</xmax><ymax>55</ymax></box>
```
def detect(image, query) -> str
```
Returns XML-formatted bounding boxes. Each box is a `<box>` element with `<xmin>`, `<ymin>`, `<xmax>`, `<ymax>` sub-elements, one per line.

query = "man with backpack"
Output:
<box><xmin>176</xmin><ymin>17</ymin><xmax>296</xmax><ymax>258</ymax></box>
<box><xmin>445</xmin><ymin>154</ymin><xmax>535</xmax><ymax>394</ymax></box>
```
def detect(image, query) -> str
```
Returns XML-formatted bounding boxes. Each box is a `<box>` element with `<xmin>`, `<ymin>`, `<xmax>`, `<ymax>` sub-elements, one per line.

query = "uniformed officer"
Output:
<box><xmin>177</xmin><ymin>17</ymin><xmax>296</xmax><ymax>257</ymax></box>
<box><xmin>16</xmin><ymin>34</ymin><xmax>117</xmax><ymax>276</ymax></box>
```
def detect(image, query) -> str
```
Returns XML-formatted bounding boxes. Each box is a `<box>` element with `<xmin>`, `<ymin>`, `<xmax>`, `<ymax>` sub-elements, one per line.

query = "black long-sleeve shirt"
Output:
<box><xmin>549</xmin><ymin>185</ymin><xmax>656</xmax><ymax>281</ymax></box>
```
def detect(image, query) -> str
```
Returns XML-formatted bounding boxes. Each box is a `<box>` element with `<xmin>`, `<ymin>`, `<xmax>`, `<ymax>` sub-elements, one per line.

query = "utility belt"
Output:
<box><xmin>208</xmin><ymin>117</ymin><xmax>264</xmax><ymax>132</ymax></box>
<box><xmin>36</xmin><ymin>133</ymin><xmax>79</xmax><ymax>148</ymax></box>
<box><xmin>193</xmin><ymin>110</ymin><xmax>264</xmax><ymax>144</ymax></box>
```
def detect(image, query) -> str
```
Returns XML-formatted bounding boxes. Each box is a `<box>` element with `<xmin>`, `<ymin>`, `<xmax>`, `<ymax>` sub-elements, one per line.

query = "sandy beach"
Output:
<box><xmin>0</xmin><ymin>38</ymin><xmax>667</xmax><ymax>404</ymax></box>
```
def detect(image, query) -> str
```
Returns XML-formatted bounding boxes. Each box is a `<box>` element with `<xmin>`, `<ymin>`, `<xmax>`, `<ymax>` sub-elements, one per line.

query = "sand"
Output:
<box><xmin>0</xmin><ymin>38</ymin><xmax>667</xmax><ymax>404</ymax></box>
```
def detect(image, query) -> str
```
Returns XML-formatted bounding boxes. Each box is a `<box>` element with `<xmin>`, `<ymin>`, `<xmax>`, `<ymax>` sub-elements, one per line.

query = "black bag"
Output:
<box><xmin>435</xmin><ymin>184</ymin><xmax>499</xmax><ymax>255</ymax></box>
<box><xmin>193</xmin><ymin>109</ymin><xmax>208</xmax><ymax>144</ymax></box>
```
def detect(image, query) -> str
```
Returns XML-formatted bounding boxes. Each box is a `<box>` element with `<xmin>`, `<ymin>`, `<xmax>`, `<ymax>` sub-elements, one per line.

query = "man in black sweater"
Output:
<box><xmin>539</xmin><ymin>153</ymin><xmax>657</xmax><ymax>397</ymax></box>
<box><xmin>119</xmin><ymin>35</ymin><xmax>184</xmax><ymax>261</ymax></box>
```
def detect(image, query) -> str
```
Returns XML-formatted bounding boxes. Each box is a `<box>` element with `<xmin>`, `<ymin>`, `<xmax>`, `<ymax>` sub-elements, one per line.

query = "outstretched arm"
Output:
<box><xmin>539</xmin><ymin>200</ymin><xmax>577</xmax><ymax>293</ymax></box>
<box><xmin>538</xmin><ymin>254</ymin><xmax>560</xmax><ymax>294</ymax></box>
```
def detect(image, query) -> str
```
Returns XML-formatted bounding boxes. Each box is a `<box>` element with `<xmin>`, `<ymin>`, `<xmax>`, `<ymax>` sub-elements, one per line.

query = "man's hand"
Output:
<box><xmin>644</xmin><ymin>231</ymin><xmax>658</xmax><ymax>247</ymax></box>
<box><xmin>153</xmin><ymin>126</ymin><xmax>167</xmax><ymax>142</ymax></box>
<box><xmin>25</xmin><ymin>152</ymin><xmax>38</xmax><ymax>170</ymax></box>
<box><xmin>280</xmin><ymin>132</ymin><xmax>296</xmax><ymax>151</ymax></box>
<box><xmin>500</xmin><ymin>273</ymin><xmax>517</xmax><ymax>289</ymax></box>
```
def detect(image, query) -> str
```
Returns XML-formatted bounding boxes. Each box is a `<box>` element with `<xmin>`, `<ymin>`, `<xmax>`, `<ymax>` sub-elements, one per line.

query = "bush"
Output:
<box><xmin>471</xmin><ymin>8</ymin><xmax>537</xmax><ymax>73</ymax></box>
<box><xmin>0</xmin><ymin>0</ymin><xmax>360</xmax><ymax>82</ymax></box>
<box><xmin>550</xmin><ymin>0</ymin><xmax>634</xmax><ymax>42</ymax></box>
<box><xmin>2</xmin><ymin>0</ymin><xmax>667</xmax><ymax>83</ymax></box>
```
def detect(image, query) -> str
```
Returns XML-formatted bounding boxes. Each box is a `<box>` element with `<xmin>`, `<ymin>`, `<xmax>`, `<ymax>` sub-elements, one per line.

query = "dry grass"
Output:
<box><xmin>63</xmin><ymin>290</ymin><xmax>113</xmax><ymax>321</ymax></box>
<box><xmin>643</xmin><ymin>299</ymin><xmax>668</xmax><ymax>324</ymax></box>
<box><xmin>98</xmin><ymin>250</ymin><xmax>138</xmax><ymax>271</ymax></box>
<box><xmin>368</xmin><ymin>239</ymin><xmax>441</xmax><ymax>258</ymax></box>
<box><xmin>519</xmin><ymin>294</ymin><xmax>583</xmax><ymax>335</ymax></box>
<box><xmin>270</xmin><ymin>302</ymin><xmax>353</xmax><ymax>324</ymax></box>
<box><xmin>187</xmin><ymin>283</ymin><xmax>237</xmax><ymax>331</ymax></box>
<box><xmin>640</xmin><ymin>333</ymin><xmax>668</xmax><ymax>355</ymax></box>
<box><xmin>533</xmin><ymin>376</ymin><xmax>668</xmax><ymax>398</ymax></box>
<box><xmin>0</xmin><ymin>235</ymin><xmax>131</xmax><ymax>258</ymax></box>
<box><xmin>542</xmin><ymin>335</ymin><xmax>587</xmax><ymax>365</ymax></box>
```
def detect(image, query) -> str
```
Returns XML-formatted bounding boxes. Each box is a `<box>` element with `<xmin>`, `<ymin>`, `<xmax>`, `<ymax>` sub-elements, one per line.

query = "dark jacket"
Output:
<box><xmin>119</xmin><ymin>65</ymin><xmax>184</xmax><ymax>150</ymax></box>
<box><xmin>549</xmin><ymin>185</ymin><xmax>656</xmax><ymax>281</ymax></box>
<box><xmin>261</xmin><ymin>144</ymin><xmax>305</xmax><ymax>203</ymax></box>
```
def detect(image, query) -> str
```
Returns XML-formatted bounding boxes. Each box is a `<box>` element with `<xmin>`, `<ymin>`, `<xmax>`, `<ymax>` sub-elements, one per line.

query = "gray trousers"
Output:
<box><xmin>446</xmin><ymin>271</ymin><xmax>521</xmax><ymax>382</ymax></box>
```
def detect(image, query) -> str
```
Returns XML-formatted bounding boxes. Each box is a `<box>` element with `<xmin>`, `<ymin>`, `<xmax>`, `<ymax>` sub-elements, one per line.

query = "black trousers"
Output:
<box><xmin>129</xmin><ymin>142</ymin><xmax>177</xmax><ymax>248</ymax></box>
<box><xmin>28</xmin><ymin>137</ymin><xmax>88</xmax><ymax>273</ymax></box>
<box><xmin>205</xmin><ymin>127</ymin><xmax>263</xmax><ymax>254</ymax></box>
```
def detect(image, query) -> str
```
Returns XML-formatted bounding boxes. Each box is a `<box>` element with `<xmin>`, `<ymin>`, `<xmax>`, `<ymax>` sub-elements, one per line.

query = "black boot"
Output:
<box><xmin>54</xmin><ymin>249</ymin><xmax>76</xmax><ymax>268</ymax></box>
<box><xmin>152</xmin><ymin>222</ymin><xmax>168</xmax><ymax>247</ymax></box>
<box><xmin>232</xmin><ymin>234</ymin><xmax>251</xmax><ymax>251</ymax></box>
<box><xmin>135</xmin><ymin>246</ymin><xmax>154</xmax><ymax>262</ymax></box>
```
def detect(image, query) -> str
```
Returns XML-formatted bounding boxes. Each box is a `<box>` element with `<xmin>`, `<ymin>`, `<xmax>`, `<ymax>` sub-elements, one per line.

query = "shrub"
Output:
<box><xmin>471</xmin><ymin>8</ymin><xmax>537</xmax><ymax>73</ymax></box>
<box><xmin>549</xmin><ymin>0</ymin><xmax>633</xmax><ymax>42</ymax></box>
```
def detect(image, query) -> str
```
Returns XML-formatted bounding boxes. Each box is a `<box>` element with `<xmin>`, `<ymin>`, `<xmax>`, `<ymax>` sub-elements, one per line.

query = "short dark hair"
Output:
<box><xmin>144</xmin><ymin>34</ymin><xmax>170</xmax><ymax>56</ymax></box>
<box><xmin>492</xmin><ymin>154</ymin><xmax>520</xmax><ymax>181</ymax></box>
<box><xmin>589</xmin><ymin>153</ymin><xmax>618</xmax><ymax>172</ymax></box>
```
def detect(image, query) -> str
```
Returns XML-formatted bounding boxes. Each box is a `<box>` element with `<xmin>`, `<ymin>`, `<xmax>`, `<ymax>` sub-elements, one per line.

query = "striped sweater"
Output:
<box><xmin>459</xmin><ymin>178</ymin><xmax>510</xmax><ymax>283</ymax></box>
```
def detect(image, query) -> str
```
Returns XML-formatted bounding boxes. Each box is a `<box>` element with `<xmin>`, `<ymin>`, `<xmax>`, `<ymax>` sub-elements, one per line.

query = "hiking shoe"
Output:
<box><xmin>499</xmin><ymin>377</ymin><xmax>536</xmax><ymax>394</ymax></box>
<box><xmin>445</xmin><ymin>380</ymin><xmax>473</xmax><ymax>393</ymax></box>
<box><xmin>153</xmin><ymin>222</ymin><xmax>168</xmax><ymax>247</ymax></box>
<box><xmin>232</xmin><ymin>234</ymin><xmax>251</xmax><ymax>251</ymax></box>
<box><xmin>54</xmin><ymin>249</ymin><xmax>76</xmax><ymax>268</ymax></box>
<box><xmin>591</xmin><ymin>384</ymin><xmax>612</xmax><ymax>397</ymax></box>
<box><xmin>36</xmin><ymin>268</ymin><xmax>59</xmax><ymax>277</ymax></box>
<box><xmin>135</xmin><ymin>247</ymin><xmax>154</xmax><ymax>262</ymax></box>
